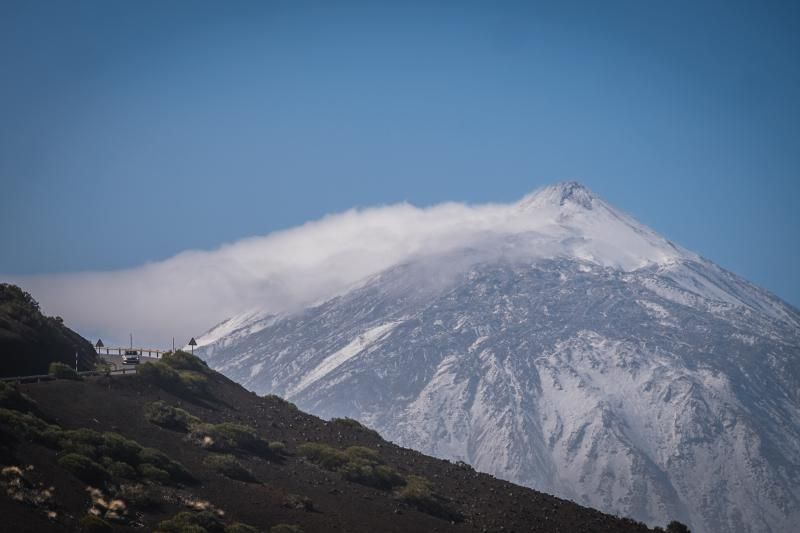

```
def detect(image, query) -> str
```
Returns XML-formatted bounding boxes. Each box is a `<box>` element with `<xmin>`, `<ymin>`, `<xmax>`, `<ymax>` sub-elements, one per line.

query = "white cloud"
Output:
<box><xmin>5</xmin><ymin>184</ymin><xmax>680</xmax><ymax>348</ymax></box>
<box><xmin>7</xmin><ymin>200</ymin><xmax>510</xmax><ymax>347</ymax></box>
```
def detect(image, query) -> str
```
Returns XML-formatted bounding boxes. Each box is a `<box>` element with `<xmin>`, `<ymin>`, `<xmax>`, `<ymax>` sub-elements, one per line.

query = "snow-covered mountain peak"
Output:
<box><xmin>519</xmin><ymin>180</ymin><xmax>596</xmax><ymax>210</ymax></box>
<box><xmin>515</xmin><ymin>181</ymin><xmax>621</xmax><ymax>227</ymax></box>
<box><xmin>511</xmin><ymin>182</ymin><xmax>688</xmax><ymax>271</ymax></box>
<box><xmin>196</xmin><ymin>185</ymin><xmax>800</xmax><ymax>533</ymax></box>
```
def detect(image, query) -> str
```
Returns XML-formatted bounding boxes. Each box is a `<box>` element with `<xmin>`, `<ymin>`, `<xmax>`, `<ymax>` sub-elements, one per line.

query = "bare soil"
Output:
<box><xmin>3</xmin><ymin>366</ymin><xmax>657</xmax><ymax>532</ymax></box>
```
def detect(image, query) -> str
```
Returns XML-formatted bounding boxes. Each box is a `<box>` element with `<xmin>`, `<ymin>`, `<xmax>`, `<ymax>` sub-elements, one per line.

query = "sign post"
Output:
<box><xmin>188</xmin><ymin>337</ymin><xmax>197</xmax><ymax>354</ymax></box>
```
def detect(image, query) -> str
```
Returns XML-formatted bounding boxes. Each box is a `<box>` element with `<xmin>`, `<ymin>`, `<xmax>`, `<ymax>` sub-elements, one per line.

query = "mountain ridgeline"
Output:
<box><xmin>197</xmin><ymin>183</ymin><xmax>800</xmax><ymax>533</ymax></box>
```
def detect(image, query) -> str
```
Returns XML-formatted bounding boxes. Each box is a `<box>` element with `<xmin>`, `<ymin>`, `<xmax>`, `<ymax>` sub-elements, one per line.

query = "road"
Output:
<box><xmin>95</xmin><ymin>352</ymin><xmax>161</xmax><ymax>372</ymax></box>
<box><xmin>0</xmin><ymin>354</ymin><xmax>160</xmax><ymax>384</ymax></box>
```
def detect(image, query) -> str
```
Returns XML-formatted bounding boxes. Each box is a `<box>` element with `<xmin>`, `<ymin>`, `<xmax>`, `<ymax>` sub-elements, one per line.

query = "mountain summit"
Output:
<box><xmin>197</xmin><ymin>184</ymin><xmax>800</xmax><ymax>533</ymax></box>
<box><xmin>518</xmin><ymin>180</ymin><xmax>597</xmax><ymax>210</ymax></box>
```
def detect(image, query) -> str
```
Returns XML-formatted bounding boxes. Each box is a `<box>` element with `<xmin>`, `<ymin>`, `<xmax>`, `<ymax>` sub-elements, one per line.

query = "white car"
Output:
<box><xmin>122</xmin><ymin>350</ymin><xmax>140</xmax><ymax>365</ymax></box>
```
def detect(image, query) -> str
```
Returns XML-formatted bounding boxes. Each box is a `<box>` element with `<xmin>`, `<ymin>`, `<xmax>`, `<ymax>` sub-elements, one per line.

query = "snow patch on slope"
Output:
<box><xmin>195</xmin><ymin>309</ymin><xmax>275</xmax><ymax>349</ymax></box>
<box><xmin>291</xmin><ymin>320</ymin><xmax>404</xmax><ymax>395</ymax></box>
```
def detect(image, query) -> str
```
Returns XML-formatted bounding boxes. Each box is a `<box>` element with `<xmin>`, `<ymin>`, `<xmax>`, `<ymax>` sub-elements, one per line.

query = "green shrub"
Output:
<box><xmin>79</xmin><ymin>514</ymin><xmax>113</xmax><ymax>532</ymax></box>
<box><xmin>0</xmin><ymin>406</ymin><xmax>192</xmax><ymax>487</ymax></box>
<box><xmin>39</xmin><ymin>426</ymin><xmax>65</xmax><ymax>447</ymax></box>
<box><xmin>139</xmin><ymin>361</ymin><xmax>181</xmax><ymax>387</ymax></box>
<box><xmin>211</xmin><ymin>422</ymin><xmax>268</xmax><ymax>455</ymax></box>
<box><xmin>139</xmin><ymin>447</ymin><xmax>171</xmax><ymax>467</ymax></box>
<box><xmin>330</xmin><ymin>417</ymin><xmax>381</xmax><ymax>438</ymax></box>
<box><xmin>163</xmin><ymin>460</ymin><xmax>194</xmax><ymax>484</ymax></box>
<box><xmin>161</xmin><ymin>351</ymin><xmax>210</xmax><ymax>373</ymax></box>
<box><xmin>58</xmin><ymin>430</ymin><xmax>179</xmax><ymax>483</ymax></box>
<box><xmin>108</xmin><ymin>461</ymin><xmax>138</xmax><ymax>479</ymax></box>
<box><xmin>99</xmin><ymin>432</ymin><xmax>143</xmax><ymax>465</ymax></box>
<box><xmin>268</xmin><ymin>441</ymin><xmax>286</xmax><ymax>454</ymax></box>
<box><xmin>58</xmin><ymin>428</ymin><xmax>103</xmax><ymax>459</ymax></box>
<box><xmin>178</xmin><ymin>371</ymin><xmax>209</xmax><ymax>396</ymax></box>
<box><xmin>396</xmin><ymin>474</ymin><xmax>432</xmax><ymax>502</ymax></box>
<box><xmin>59</xmin><ymin>428</ymin><xmax>104</xmax><ymax>458</ymax></box>
<box><xmin>66</xmin><ymin>442</ymin><xmax>99</xmax><ymax>459</ymax></box>
<box><xmin>138</xmin><ymin>463</ymin><xmax>170</xmax><ymax>484</ymax></box>
<box><xmin>203</xmin><ymin>454</ymin><xmax>256</xmax><ymax>482</ymax></box>
<box><xmin>344</xmin><ymin>445</ymin><xmax>380</xmax><ymax>462</ymax></box>
<box><xmin>0</xmin><ymin>382</ymin><xmax>36</xmax><ymax>411</ymax></box>
<box><xmin>298</xmin><ymin>443</ymin><xmax>403</xmax><ymax>490</ymax></box>
<box><xmin>270</xmin><ymin>525</ymin><xmax>303</xmax><ymax>533</ymax></box>
<box><xmin>62</xmin><ymin>428</ymin><xmax>105</xmax><ymax>446</ymax></box>
<box><xmin>297</xmin><ymin>443</ymin><xmax>348</xmax><ymax>470</ymax></box>
<box><xmin>145</xmin><ymin>401</ymin><xmax>200</xmax><ymax>432</ymax></box>
<box><xmin>340</xmin><ymin>446</ymin><xmax>395</xmax><ymax>486</ymax></box>
<box><xmin>342</xmin><ymin>462</ymin><xmax>403</xmax><ymax>489</ymax></box>
<box><xmin>263</xmin><ymin>394</ymin><xmax>298</xmax><ymax>411</ymax></box>
<box><xmin>188</xmin><ymin>423</ymin><xmax>270</xmax><ymax>456</ymax></box>
<box><xmin>139</xmin><ymin>447</ymin><xmax>194</xmax><ymax>484</ymax></box>
<box><xmin>66</xmin><ymin>430</ymin><xmax>141</xmax><ymax>466</ymax></box>
<box><xmin>58</xmin><ymin>453</ymin><xmax>109</xmax><ymax>485</ymax></box>
<box><xmin>139</xmin><ymin>360</ymin><xmax>209</xmax><ymax>398</ymax></box>
<box><xmin>396</xmin><ymin>475</ymin><xmax>460</xmax><ymax>521</ymax></box>
<box><xmin>48</xmin><ymin>361</ymin><xmax>81</xmax><ymax>380</ymax></box>
<box><xmin>157</xmin><ymin>510</ymin><xmax>225</xmax><ymax>533</ymax></box>
<box><xmin>58</xmin><ymin>428</ymin><xmax>193</xmax><ymax>483</ymax></box>
<box><xmin>225</xmin><ymin>524</ymin><xmax>259</xmax><ymax>533</ymax></box>
<box><xmin>0</xmin><ymin>408</ymin><xmax>62</xmax><ymax>447</ymax></box>
<box><xmin>119</xmin><ymin>483</ymin><xmax>161</xmax><ymax>511</ymax></box>
<box><xmin>262</xmin><ymin>394</ymin><xmax>282</xmax><ymax>402</ymax></box>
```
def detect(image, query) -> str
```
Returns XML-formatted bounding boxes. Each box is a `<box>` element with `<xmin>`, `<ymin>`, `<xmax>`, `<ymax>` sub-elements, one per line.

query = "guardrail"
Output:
<box><xmin>107</xmin><ymin>368</ymin><xmax>138</xmax><ymax>376</ymax></box>
<box><xmin>0</xmin><ymin>373</ymin><xmax>55</xmax><ymax>384</ymax></box>
<box><xmin>96</xmin><ymin>347</ymin><xmax>166</xmax><ymax>358</ymax></box>
<box><xmin>0</xmin><ymin>367</ymin><xmax>139</xmax><ymax>384</ymax></box>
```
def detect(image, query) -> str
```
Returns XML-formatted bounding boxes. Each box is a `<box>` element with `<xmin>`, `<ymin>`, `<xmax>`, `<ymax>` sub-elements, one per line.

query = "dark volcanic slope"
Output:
<box><xmin>1</xmin><ymin>352</ymin><xmax>660</xmax><ymax>533</ymax></box>
<box><xmin>0</xmin><ymin>284</ymin><xmax>97</xmax><ymax>377</ymax></box>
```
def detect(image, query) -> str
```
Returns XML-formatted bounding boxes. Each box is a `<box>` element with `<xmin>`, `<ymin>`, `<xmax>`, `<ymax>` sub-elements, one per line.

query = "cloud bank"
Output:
<box><xmin>5</xmin><ymin>185</ymin><xmax>681</xmax><ymax>348</ymax></box>
<box><xmin>7</xmin><ymin>199</ymin><xmax>524</xmax><ymax>347</ymax></box>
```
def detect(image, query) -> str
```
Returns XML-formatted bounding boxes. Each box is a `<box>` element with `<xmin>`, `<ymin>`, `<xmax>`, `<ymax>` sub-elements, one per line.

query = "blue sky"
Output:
<box><xmin>2</xmin><ymin>0</ymin><xmax>799</xmax><ymax>307</ymax></box>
